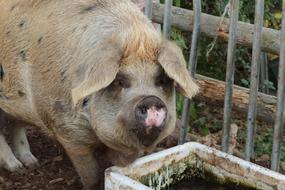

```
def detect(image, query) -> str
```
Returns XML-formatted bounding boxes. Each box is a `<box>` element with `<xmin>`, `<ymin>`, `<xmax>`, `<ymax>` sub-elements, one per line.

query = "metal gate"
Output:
<box><xmin>143</xmin><ymin>0</ymin><xmax>285</xmax><ymax>172</ymax></box>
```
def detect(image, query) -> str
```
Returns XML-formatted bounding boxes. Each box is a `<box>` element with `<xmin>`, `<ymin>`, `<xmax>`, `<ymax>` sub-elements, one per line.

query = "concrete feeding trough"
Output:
<box><xmin>105</xmin><ymin>142</ymin><xmax>285</xmax><ymax>190</ymax></box>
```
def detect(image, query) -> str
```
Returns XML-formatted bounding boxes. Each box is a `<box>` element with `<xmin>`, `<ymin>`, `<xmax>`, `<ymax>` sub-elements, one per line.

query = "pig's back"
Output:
<box><xmin>0</xmin><ymin>0</ymin><xmax>84</xmax><ymax>125</ymax></box>
<box><xmin>0</xmin><ymin>0</ymin><xmax>158</xmax><ymax>126</ymax></box>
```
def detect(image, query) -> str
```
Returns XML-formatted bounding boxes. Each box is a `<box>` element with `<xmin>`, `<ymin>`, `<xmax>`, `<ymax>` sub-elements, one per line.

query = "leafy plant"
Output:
<box><xmin>263</xmin><ymin>79</ymin><xmax>276</xmax><ymax>90</ymax></box>
<box><xmin>254</xmin><ymin>127</ymin><xmax>285</xmax><ymax>161</ymax></box>
<box><xmin>170</xmin><ymin>29</ymin><xmax>188</xmax><ymax>50</ymax></box>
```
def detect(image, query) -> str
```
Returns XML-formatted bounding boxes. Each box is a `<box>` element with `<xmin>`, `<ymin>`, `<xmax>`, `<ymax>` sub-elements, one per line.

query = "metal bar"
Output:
<box><xmin>271</xmin><ymin>0</ymin><xmax>285</xmax><ymax>171</ymax></box>
<box><xmin>153</xmin><ymin>0</ymin><xmax>162</xmax><ymax>33</ymax></box>
<box><xmin>264</xmin><ymin>54</ymin><xmax>269</xmax><ymax>94</ymax></box>
<box><xmin>179</xmin><ymin>98</ymin><xmax>191</xmax><ymax>144</ymax></box>
<box><xmin>260</xmin><ymin>53</ymin><xmax>266</xmax><ymax>92</ymax></box>
<box><xmin>260</xmin><ymin>53</ymin><xmax>269</xmax><ymax>94</ymax></box>
<box><xmin>221</xmin><ymin>0</ymin><xmax>240</xmax><ymax>153</ymax></box>
<box><xmin>179</xmin><ymin>0</ymin><xmax>201</xmax><ymax>144</ymax></box>
<box><xmin>245</xmin><ymin>0</ymin><xmax>264</xmax><ymax>161</ymax></box>
<box><xmin>163</xmin><ymin>0</ymin><xmax>173</xmax><ymax>39</ymax></box>
<box><xmin>145</xmin><ymin>0</ymin><xmax>153</xmax><ymax>19</ymax></box>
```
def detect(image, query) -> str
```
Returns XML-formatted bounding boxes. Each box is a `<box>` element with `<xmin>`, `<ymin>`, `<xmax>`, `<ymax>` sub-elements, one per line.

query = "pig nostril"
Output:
<box><xmin>135</xmin><ymin>106</ymin><xmax>148</xmax><ymax>120</ymax></box>
<box><xmin>141</xmin><ymin>107</ymin><xmax>147</xmax><ymax>114</ymax></box>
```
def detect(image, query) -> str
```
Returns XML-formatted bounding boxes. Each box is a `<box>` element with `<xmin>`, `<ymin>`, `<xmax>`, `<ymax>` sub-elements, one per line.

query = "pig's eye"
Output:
<box><xmin>82</xmin><ymin>97</ymin><xmax>89</xmax><ymax>107</ymax></box>
<box><xmin>112</xmin><ymin>80</ymin><xmax>128</xmax><ymax>88</ymax></box>
<box><xmin>111</xmin><ymin>73</ymin><xmax>131</xmax><ymax>89</ymax></box>
<box><xmin>155</xmin><ymin>72</ymin><xmax>172</xmax><ymax>87</ymax></box>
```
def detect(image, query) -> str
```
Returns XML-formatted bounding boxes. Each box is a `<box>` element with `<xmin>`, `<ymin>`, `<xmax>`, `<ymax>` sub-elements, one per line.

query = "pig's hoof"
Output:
<box><xmin>17</xmin><ymin>152</ymin><xmax>39</xmax><ymax>168</ymax></box>
<box><xmin>3</xmin><ymin>155</ymin><xmax>24</xmax><ymax>172</ymax></box>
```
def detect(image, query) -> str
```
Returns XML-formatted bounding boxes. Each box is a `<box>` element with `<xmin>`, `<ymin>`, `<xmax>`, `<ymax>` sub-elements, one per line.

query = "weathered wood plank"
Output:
<box><xmin>195</xmin><ymin>74</ymin><xmax>280</xmax><ymax>123</ymax></box>
<box><xmin>152</xmin><ymin>3</ymin><xmax>280</xmax><ymax>54</ymax></box>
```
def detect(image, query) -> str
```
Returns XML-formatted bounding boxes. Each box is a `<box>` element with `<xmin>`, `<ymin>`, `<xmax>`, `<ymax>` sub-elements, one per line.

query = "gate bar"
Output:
<box><xmin>145</xmin><ymin>0</ymin><xmax>153</xmax><ymax>19</ymax></box>
<box><xmin>163</xmin><ymin>0</ymin><xmax>173</xmax><ymax>39</ymax></box>
<box><xmin>271</xmin><ymin>0</ymin><xmax>285</xmax><ymax>171</ymax></box>
<box><xmin>179</xmin><ymin>0</ymin><xmax>201</xmax><ymax>144</ymax></box>
<box><xmin>260</xmin><ymin>53</ymin><xmax>269</xmax><ymax>94</ymax></box>
<box><xmin>245</xmin><ymin>0</ymin><xmax>264</xmax><ymax>161</ymax></box>
<box><xmin>221</xmin><ymin>0</ymin><xmax>240</xmax><ymax>153</ymax></box>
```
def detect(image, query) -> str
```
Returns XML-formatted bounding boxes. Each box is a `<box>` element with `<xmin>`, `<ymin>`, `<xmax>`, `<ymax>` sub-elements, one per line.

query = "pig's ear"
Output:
<box><xmin>158</xmin><ymin>41</ymin><xmax>199</xmax><ymax>98</ymax></box>
<box><xmin>71</xmin><ymin>43</ymin><xmax>121</xmax><ymax>106</ymax></box>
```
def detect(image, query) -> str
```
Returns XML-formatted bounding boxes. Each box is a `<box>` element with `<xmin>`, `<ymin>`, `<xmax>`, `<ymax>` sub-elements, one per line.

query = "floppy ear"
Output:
<box><xmin>71</xmin><ymin>42</ymin><xmax>121</xmax><ymax>106</ymax></box>
<box><xmin>158</xmin><ymin>41</ymin><xmax>199</xmax><ymax>98</ymax></box>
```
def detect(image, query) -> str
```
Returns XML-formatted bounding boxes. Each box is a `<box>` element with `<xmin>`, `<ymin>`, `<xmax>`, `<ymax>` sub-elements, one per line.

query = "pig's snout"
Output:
<box><xmin>133</xmin><ymin>96</ymin><xmax>168</xmax><ymax>146</ymax></box>
<box><xmin>135</xmin><ymin>96</ymin><xmax>167</xmax><ymax>129</ymax></box>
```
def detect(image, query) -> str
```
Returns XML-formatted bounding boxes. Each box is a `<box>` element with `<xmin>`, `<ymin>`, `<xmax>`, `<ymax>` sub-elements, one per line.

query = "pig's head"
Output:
<box><xmin>70</xmin><ymin>29</ymin><xmax>199</xmax><ymax>159</ymax></box>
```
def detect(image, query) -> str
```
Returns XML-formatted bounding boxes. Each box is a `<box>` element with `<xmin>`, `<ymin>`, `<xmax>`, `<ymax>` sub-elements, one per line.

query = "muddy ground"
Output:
<box><xmin>0</xmin><ymin>128</ymin><xmax>82</xmax><ymax>190</ymax></box>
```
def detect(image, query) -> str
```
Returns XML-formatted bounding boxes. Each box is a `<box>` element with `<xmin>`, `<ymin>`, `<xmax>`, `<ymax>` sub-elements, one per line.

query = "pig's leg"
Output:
<box><xmin>0</xmin><ymin>131</ymin><xmax>23</xmax><ymax>171</ymax></box>
<box><xmin>57</xmin><ymin>137</ymin><xmax>100</xmax><ymax>190</ymax></box>
<box><xmin>11</xmin><ymin>125</ymin><xmax>38</xmax><ymax>168</ymax></box>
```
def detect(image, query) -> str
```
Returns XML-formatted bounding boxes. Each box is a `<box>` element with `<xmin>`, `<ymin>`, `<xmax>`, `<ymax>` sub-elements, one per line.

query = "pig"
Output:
<box><xmin>0</xmin><ymin>0</ymin><xmax>199</xmax><ymax>189</ymax></box>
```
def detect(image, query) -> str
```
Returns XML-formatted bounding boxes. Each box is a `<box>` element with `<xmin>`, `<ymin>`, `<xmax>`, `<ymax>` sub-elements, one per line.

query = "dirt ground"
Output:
<box><xmin>0</xmin><ymin>128</ymin><xmax>82</xmax><ymax>190</ymax></box>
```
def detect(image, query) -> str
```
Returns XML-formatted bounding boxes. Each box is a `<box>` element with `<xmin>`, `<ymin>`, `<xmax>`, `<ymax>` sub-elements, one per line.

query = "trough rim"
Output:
<box><xmin>105</xmin><ymin>142</ymin><xmax>285</xmax><ymax>190</ymax></box>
